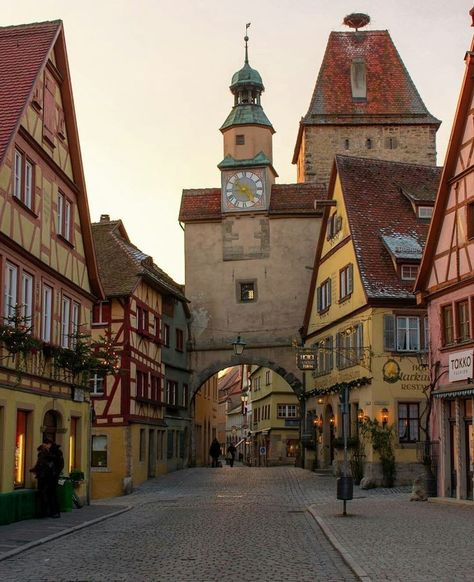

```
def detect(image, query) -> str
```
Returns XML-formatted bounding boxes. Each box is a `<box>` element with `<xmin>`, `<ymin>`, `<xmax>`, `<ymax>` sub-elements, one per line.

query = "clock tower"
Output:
<box><xmin>219</xmin><ymin>27</ymin><xmax>277</xmax><ymax>213</ymax></box>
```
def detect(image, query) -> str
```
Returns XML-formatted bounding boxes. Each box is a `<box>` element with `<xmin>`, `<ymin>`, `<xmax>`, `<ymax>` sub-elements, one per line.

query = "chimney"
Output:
<box><xmin>100</xmin><ymin>214</ymin><xmax>110</xmax><ymax>223</ymax></box>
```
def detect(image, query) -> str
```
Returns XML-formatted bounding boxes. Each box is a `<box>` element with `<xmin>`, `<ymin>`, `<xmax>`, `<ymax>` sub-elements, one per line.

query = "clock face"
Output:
<box><xmin>224</xmin><ymin>171</ymin><xmax>265</xmax><ymax>210</ymax></box>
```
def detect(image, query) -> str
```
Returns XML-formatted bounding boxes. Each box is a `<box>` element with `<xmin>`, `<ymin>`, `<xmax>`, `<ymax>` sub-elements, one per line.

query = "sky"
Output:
<box><xmin>3</xmin><ymin>1</ymin><xmax>473</xmax><ymax>283</ymax></box>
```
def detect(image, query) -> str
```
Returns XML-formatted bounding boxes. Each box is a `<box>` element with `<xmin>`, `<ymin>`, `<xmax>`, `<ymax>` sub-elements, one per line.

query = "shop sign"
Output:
<box><xmin>449</xmin><ymin>350</ymin><xmax>474</xmax><ymax>382</ymax></box>
<box><xmin>296</xmin><ymin>349</ymin><xmax>316</xmax><ymax>370</ymax></box>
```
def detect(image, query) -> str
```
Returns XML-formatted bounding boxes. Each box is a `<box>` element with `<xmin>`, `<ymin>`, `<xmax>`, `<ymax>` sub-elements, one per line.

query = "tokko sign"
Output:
<box><xmin>449</xmin><ymin>350</ymin><xmax>474</xmax><ymax>382</ymax></box>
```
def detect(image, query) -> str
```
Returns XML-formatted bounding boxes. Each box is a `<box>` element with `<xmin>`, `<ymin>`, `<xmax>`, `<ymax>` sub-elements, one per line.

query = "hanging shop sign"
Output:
<box><xmin>449</xmin><ymin>350</ymin><xmax>474</xmax><ymax>382</ymax></box>
<box><xmin>296</xmin><ymin>349</ymin><xmax>316</xmax><ymax>370</ymax></box>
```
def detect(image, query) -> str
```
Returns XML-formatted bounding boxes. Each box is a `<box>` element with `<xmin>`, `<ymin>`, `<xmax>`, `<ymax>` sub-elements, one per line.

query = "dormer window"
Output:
<box><xmin>327</xmin><ymin>213</ymin><xmax>342</xmax><ymax>239</ymax></box>
<box><xmin>418</xmin><ymin>206</ymin><xmax>433</xmax><ymax>220</ymax></box>
<box><xmin>351</xmin><ymin>59</ymin><xmax>367</xmax><ymax>100</ymax></box>
<box><xmin>401</xmin><ymin>264</ymin><xmax>418</xmax><ymax>281</ymax></box>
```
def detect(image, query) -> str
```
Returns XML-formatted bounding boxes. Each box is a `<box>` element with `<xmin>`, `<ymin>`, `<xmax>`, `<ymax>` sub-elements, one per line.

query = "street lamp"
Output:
<box><xmin>232</xmin><ymin>335</ymin><xmax>246</xmax><ymax>356</ymax></box>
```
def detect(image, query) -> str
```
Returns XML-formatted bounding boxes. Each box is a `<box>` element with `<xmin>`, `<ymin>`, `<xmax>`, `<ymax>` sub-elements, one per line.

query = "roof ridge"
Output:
<box><xmin>0</xmin><ymin>20</ymin><xmax>62</xmax><ymax>31</ymax></box>
<box><xmin>335</xmin><ymin>154</ymin><xmax>442</xmax><ymax>171</ymax></box>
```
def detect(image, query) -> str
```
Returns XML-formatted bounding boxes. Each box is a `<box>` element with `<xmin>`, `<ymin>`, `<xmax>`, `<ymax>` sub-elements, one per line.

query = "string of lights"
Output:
<box><xmin>305</xmin><ymin>376</ymin><xmax>372</xmax><ymax>399</ymax></box>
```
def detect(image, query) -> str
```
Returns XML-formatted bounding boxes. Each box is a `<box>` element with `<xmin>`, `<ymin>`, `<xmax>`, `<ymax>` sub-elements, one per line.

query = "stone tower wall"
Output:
<box><xmin>297</xmin><ymin>124</ymin><xmax>438</xmax><ymax>185</ymax></box>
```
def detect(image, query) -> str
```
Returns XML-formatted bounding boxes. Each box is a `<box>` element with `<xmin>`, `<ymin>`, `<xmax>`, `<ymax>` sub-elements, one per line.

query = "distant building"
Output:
<box><xmin>192</xmin><ymin>375</ymin><xmax>219</xmax><ymax>466</ymax></box>
<box><xmin>293</xmin><ymin>24</ymin><xmax>440</xmax><ymax>186</ymax></box>
<box><xmin>248</xmin><ymin>367</ymin><xmax>300</xmax><ymax>466</ymax></box>
<box><xmin>302</xmin><ymin>156</ymin><xmax>441</xmax><ymax>484</ymax></box>
<box><xmin>90</xmin><ymin>216</ymin><xmax>189</xmax><ymax>498</ymax></box>
<box><xmin>415</xmin><ymin>35</ymin><xmax>474</xmax><ymax>500</ymax></box>
<box><xmin>0</xmin><ymin>21</ymin><xmax>102</xmax><ymax>518</ymax></box>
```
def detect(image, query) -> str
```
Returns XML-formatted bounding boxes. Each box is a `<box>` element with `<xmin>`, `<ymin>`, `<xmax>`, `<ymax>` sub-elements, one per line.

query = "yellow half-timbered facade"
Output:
<box><xmin>0</xmin><ymin>21</ymin><xmax>103</xmax><ymax>511</ymax></box>
<box><xmin>302</xmin><ymin>155</ymin><xmax>441</xmax><ymax>485</ymax></box>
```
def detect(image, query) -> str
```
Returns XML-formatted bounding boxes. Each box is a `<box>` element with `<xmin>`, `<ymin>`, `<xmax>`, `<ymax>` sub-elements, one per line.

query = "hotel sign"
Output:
<box><xmin>449</xmin><ymin>350</ymin><xmax>474</xmax><ymax>382</ymax></box>
<box><xmin>296</xmin><ymin>349</ymin><xmax>316</xmax><ymax>370</ymax></box>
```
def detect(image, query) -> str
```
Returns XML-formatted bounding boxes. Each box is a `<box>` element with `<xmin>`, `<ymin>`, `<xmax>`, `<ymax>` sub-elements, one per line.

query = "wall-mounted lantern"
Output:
<box><xmin>232</xmin><ymin>335</ymin><xmax>246</xmax><ymax>356</ymax></box>
<box><xmin>381</xmin><ymin>407</ymin><xmax>389</xmax><ymax>427</ymax></box>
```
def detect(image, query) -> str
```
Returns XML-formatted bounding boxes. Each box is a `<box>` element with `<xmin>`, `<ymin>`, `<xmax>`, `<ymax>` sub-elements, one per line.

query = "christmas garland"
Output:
<box><xmin>305</xmin><ymin>376</ymin><xmax>372</xmax><ymax>399</ymax></box>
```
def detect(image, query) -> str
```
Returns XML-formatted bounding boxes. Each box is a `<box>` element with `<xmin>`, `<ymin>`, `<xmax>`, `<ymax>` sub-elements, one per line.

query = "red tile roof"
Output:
<box><xmin>303</xmin><ymin>31</ymin><xmax>440</xmax><ymax>126</ymax></box>
<box><xmin>179</xmin><ymin>183</ymin><xmax>326</xmax><ymax>222</ymax></box>
<box><xmin>92</xmin><ymin>218</ymin><xmax>186</xmax><ymax>299</ymax></box>
<box><xmin>0</xmin><ymin>21</ymin><xmax>60</xmax><ymax>165</ymax></box>
<box><xmin>335</xmin><ymin>155</ymin><xmax>441</xmax><ymax>299</ymax></box>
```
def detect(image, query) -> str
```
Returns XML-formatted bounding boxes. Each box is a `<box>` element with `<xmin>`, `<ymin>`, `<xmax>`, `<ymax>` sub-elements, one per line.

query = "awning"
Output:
<box><xmin>433</xmin><ymin>384</ymin><xmax>474</xmax><ymax>399</ymax></box>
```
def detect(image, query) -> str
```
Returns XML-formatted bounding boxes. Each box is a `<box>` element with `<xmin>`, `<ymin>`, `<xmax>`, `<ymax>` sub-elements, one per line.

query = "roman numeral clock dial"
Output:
<box><xmin>224</xmin><ymin>171</ymin><xmax>265</xmax><ymax>210</ymax></box>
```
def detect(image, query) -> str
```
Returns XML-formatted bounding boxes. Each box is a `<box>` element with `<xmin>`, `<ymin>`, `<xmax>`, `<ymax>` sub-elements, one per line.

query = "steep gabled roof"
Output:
<box><xmin>336</xmin><ymin>155</ymin><xmax>441</xmax><ymax>300</ymax></box>
<box><xmin>179</xmin><ymin>183</ymin><xmax>326</xmax><ymax>222</ymax></box>
<box><xmin>92</xmin><ymin>218</ymin><xmax>186</xmax><ymax>301</ymax></box>
<box><xmin>0</xmin><ymin>20</ymin><xmax>103</xmax><ymax>298</ymax></box>
<box><xmin>303</xmin><ymin>30</ymin><xmax>440</xmax><ymax>125</ymax></box>
<box><xmin>416</xmin><ymin>39</ymin><xmax>474</xmax><ymax>294</ymax></box>
<box><xmin>0</xmin><ymin>21</ymin><xmax>60</xmax><ymax>165</ymax></box>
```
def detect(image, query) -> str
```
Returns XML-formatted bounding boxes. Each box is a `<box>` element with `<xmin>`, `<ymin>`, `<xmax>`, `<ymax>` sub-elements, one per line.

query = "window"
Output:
<box><xmin>13</xmin><ymin>149</ymin><xmax>34</xmax><ymax>210</ymax></box>
<box><xmin>69</xmin><ymin>417</ymin><xmax>78</xmax><ymax>473</ymax></box>
<box><xmin>166</xmin><ymin>380</ymin><xmax>178</xmax><ymax>405</ymax></box>
<box><xmin>139</xmin><ymin>429</ymin><xmax>145</xmax><ymax>462</ymax></box>
<box><xmin>344</xmin><ymin>138</ymin><xmax>350</xmax><ymax>150</ymax></box>
<box><xmin>240</xmin><ymin>282</ymin><xmax>255</xmax><ymax>303</ymax></box>
<box><xmin>150</xmin><ymin>375</ymin><xmax>162</xmax><ymax>403</ymax></box>
<box><xmin>265</xmin><ymin>370</ymin><xmax>271</xmax><ymax>385</ymax></box>
<box><xmin>252</xmin><ymin>376</ymin><xmax>261</xmax><ymax>391</ymax></box>
<box><xmin>57</xmin><ymin>192</ymin><xmax>73</xmax><ymax>242</ymax></box>
<box><xmin>384</xmin><ymin>315</ymin><xmax>420</xmax><ymax>352</ymax></box>
<box><xmin>385</xmin><ymin>137</ymin><xmax>398</xmax><ymax>150</ymax></box>
<box><xmin>92</xmin><ymin>302</ymin><xmax>111</xmax><ymax>325</ymax></box>
<box><xmin>236</xmin><ymin>134</ymin><xmax>245</xmax><ymax>145</ymax></box>
<box><xmin>441</xmin><ymin>305</ymin><xmax>454</xmax><ymax>346</ymax></box>
<box><xmin>163</xmin><ymin>323</ymin><xmax>170</xmax><ymax>347</ymax></box>
<box><xmin>91</xmin><ymin>435</ymin><xmax>107</xmax><ymax>468</ymax></box>
<box><xmin>89</xmin><ymin>373</ymin><xmax>105</xmax><ymax>396</ymax></box>
<box><xmin>277</xmin><ymin>404</ymin><xmax>299</xmax><ymax>418</ymax></box>
<box><xmin>42</xmin><ymin>285</ymin><xmax>53</xmax><ymax>342</ymax></box>
<box><xmin>314</xmin><ymin>336</ymin><xmax>333</xmax><ymax>377</ymax></box>
<box><xmin>457</xmin><ymin>300</ymin><xmax>470</xmax><ymax>342</ymax></box>
<box><xmin>182</xmin><ymin>383</ymin><xmax>189</xmax><ymax>407</ymax></box>
<box><xmin>286</xmin><ymin>439</ymin><xmax>299</xmax><ymax>458</ymax></box>
<box><xmin>4</xmin><ymin>262</ymin><xmax>18</xmax><ymax>322</ymax></box>
<box><xmin>153</xmin><ymin>315</ymin><xmax>161</xmax><ymax>342</ymax></box>
<box><xmin>317</xmin><ymin>278</ymin><xmax>331</xmax><ymax>312</ymax></box>
<box><xmin>401</xmin><ymin>265</ymin><xmax>418</xmax><ymax>281</ymax></box>
<box><xmin>398</xmin><ymin>403</ymin><xmax>419</xmax><ymax>443</ymax></box>
<box><xmin>167</xmin><ymin>431</ymin><xmax>174</xmax><ymax>459</ymax></box>
<box><xmin>71</xmin><ymin>301</ymin><xmax>80</xmax><ymax>343</ymax></box>
<box><xmin>14</xmin><ymin>410</ymin><xmax>29</xmax><ymax>488</ymax></box>
<box><xmin>366</xmin><ymin>138</ymin><xmax>372</xmax><ymax>150</ymax></box>
<box><xmin>60</xmin><ymin>296</ymin><xmax>71</xmax><ymax>348</ymax></box>
<box><xmin>136</xmin><ymin>305</ymin><xmax>149</xmax><ymax>336</ymax></box>
<box><xmin>418</xmin><ymin>206</ymin><xmax>433</xmax><ymax>220</ymax></box>
<box><xmin>136</xmin><ymin>370</ymin><xmax>148</xmax><ymax>399</ymax></box>
<box><xmin>327</xmin><ymin>213</ymin><xmax>342</xmax><ymax>239</ymax></box>
<box><xmin>466</xmin><ymin>202</ymin><xmax>474</xmax><ymax>239</ymax></box>
<box><xmin>336</xmin><ymin>324</ymin><xmax>364</xmax><ymax>368</ymax></box>
<box><xmin>176</xmin><ymin>328</ymin><xmax>184</xmax><ymax>351</ymax></box>
<box><xmin>339</xmin><ymin>264</ymin><xmax>353</xmax><ymax>300</ymax></box>
<box><xmin>21</xmin><ymin>272</ymin><xmax>33</xmax><ymax>326</ymax></box>
<box><xmin>350</xmin><ymin>59</ymin><xmax>366</xmax><ymax>99</ymax></box>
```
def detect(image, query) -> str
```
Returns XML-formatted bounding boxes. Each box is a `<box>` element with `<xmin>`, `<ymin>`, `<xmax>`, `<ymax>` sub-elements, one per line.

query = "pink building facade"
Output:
<box><xmin>416</xmin><ymin>34</ymin><xmax>474</xmax><ymax>500</ymax></box>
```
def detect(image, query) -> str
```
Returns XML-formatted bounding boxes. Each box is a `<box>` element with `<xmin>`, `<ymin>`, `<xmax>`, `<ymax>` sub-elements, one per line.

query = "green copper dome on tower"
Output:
<box><xmin>221</xmin><ymin>25</ymin><xmax>273</xmax><ymax>132</ymax></box>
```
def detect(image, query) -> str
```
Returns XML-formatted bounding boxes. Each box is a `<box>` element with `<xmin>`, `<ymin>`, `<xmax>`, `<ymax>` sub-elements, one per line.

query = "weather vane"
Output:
<box><xmin>244</xmin><ymin>22</ymin><xmax>251</xmax><ymax>64</ymax></box>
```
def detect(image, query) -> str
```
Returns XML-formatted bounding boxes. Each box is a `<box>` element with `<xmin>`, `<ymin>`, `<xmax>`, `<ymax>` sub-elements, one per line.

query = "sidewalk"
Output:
<box><xmin>0</xmin><ymin>502</ymin><xmax>130</xmax><ymax>562</ymax></box>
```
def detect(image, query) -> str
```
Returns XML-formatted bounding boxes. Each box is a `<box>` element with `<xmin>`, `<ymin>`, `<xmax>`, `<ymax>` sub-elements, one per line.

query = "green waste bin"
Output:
<box><xmin>57</xmin><ymin>477</ymin><xmax>73</xmax><ymax>512</ymax></box>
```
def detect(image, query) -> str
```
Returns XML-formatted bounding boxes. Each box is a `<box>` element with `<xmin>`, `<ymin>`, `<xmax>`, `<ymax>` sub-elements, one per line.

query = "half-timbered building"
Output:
<box><xmin>415</xmin><ymin>37</ymin><xmax>474</xmax><ymax>501</ymax></box>
<box><xmin>91</xmin><ymin>215</ymin><xmax>189</xmax><ymax>498</ymax></box>
<box><xmin>0</xmin><ymin>21</ymin><xmax>103</xmax><ymax>519</ymax></box>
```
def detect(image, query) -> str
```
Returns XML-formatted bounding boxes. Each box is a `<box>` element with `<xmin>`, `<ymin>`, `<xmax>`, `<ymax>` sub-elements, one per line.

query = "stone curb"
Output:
<box><xmin>0</xmin><ymin>505</ymin><xmax>132</xmax><ymax>563</ymax></box>
<box><xmin>307</xmin><ymin>505</ymin><xmax>371</xmax><ymax>582</ymax></box>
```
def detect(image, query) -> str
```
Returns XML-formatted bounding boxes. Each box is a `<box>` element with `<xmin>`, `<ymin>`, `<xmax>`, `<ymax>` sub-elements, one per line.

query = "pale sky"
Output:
<box><xmin>4</xmin><ymin>1</ymin><xmax>473</xmax><ymax>283</ymax></box>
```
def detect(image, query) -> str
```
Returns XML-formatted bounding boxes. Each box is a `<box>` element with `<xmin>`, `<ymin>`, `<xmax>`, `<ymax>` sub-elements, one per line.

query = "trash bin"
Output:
<box><xmin>57</xmin><ymin>477</ymin><xmax>73</xmax><ymax>512</ymax></box>
<box><xmin>336</xmin><ymin>475</ymin><xmax>354</xmax><ymax>500</ymax></box>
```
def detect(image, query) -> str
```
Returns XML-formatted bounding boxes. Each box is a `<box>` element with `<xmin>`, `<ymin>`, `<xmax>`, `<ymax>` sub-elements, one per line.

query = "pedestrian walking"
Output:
<box><xmin>227</xmin><ymin>443</ymin><xmax>236</xmax><ymax>467</ymax></box>
<box><xmin>30</xmin><ymin>438</ymin><xmax>64</xmax><ymax>518</ymax></box>
<box><xmin>209</xmin><ymin>438</ymin><xmax>221</xmax><ymax>468</ymax></box>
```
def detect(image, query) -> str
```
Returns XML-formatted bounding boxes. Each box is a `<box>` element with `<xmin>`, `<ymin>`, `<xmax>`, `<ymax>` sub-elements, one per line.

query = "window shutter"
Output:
<box><xmin>383</xmin><ymin>315</ymin><xmax>396</xmax><ymax>351</ymax></box>
<box><xmin>328</xmin><ymin>278</ymin><xmax>332</xmax><ymax>307</ymax></box>
<box><xmin>328</xmin><ymin>336</ymin><xmax>334</xmax><ymax>370</ymax></box>
<box><xmin>336</xmin><ymin>216</ymin><xmax>343</xmax><ymax>233</ymax></box>
<box><xmin>336</xmin><ymin>332</ymin><xmax>341</xmax><ymax>368</ymax></box>
<box><xmin>348</xmin><ymin>264</ymin><xmax>353</xmax><ymax>294</ymax></box>
<box><xmin>316</xmin><ymin>287</ymin><xmax>321</xmax><ymax>312</ymax></box>
<box><xmin>356</xmin><ymin>324</ymin><xmax>363</xmax><ymax>361</ymax></box>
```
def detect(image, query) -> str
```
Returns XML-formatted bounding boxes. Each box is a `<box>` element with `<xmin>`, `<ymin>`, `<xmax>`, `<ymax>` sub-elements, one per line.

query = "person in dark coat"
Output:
<box><xmin>209</xmin><ymin>438</ymin><xmax>221</xmax><ymax>467</ymax></box>
<box><xmin>227</xmin><ymin>443</ymin><xmax>237</xmax><ymax>467</ymax></box>
<box><xmin>31</xmin><ymin>438</ymin><xmax>64</xmax><ymax>518</ymax></box>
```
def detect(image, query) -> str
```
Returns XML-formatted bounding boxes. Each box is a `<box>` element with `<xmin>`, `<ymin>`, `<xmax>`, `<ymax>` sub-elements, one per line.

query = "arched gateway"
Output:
<box><xmin>179</xmin><ymin>31</ymin><xmax>325</xmax><ymax>410</ymax></box>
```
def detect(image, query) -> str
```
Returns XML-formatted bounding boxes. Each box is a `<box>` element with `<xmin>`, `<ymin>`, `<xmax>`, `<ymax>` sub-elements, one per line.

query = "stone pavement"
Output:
<box><xmin>0</xmin><ymin>466</ymin><xmax>472</xmax><ymax>581</ymax></box>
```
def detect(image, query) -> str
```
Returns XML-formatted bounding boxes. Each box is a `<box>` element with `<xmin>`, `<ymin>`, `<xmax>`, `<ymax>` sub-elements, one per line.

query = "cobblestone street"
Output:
<box><xmin>0</xmin><ymin>466</ymin><xmax>474</xmax><ymax>581</ymax></box>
